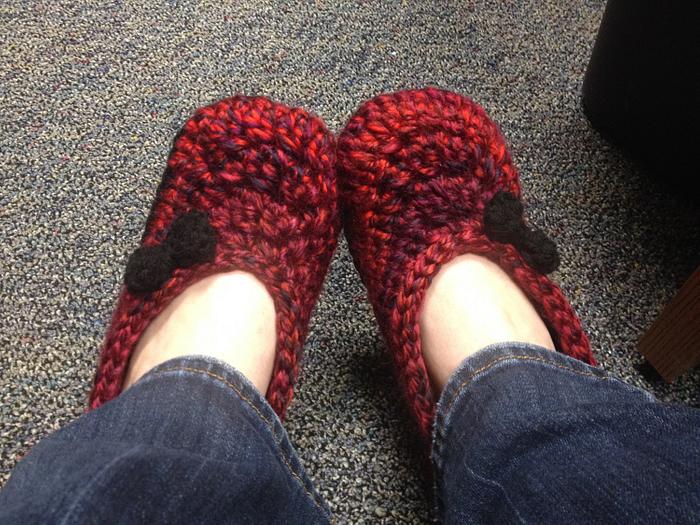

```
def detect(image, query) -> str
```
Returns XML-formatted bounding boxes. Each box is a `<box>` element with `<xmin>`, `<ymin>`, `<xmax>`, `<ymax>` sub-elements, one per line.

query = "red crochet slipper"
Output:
<box><xmin>89</xmin><ymin>96</ymin><xmax>339</xmax><ymax>419</ymax></box>
<box><xmin>337</xmin><ymin>87</ymin><xmax>594</xmax><ymax>439</ymax></box>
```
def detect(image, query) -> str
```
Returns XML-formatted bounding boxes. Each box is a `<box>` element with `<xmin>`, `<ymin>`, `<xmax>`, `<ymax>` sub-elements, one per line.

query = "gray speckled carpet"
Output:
<box><xmin>1</xmin><ymin>0</ymin><xmax>699</xmax><ymax>522</ymax></box>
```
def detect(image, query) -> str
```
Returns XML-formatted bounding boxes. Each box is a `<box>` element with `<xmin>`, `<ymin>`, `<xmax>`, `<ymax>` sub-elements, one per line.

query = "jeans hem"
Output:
<box><xmin>429</xmin><ymin>342</ymin><xmax>651</xmax><ymax>520</ymax></box>
<box><xmin>137</xmin><ymin>355</ymin><xmax>332</xmax><ymax>520</ymax></box>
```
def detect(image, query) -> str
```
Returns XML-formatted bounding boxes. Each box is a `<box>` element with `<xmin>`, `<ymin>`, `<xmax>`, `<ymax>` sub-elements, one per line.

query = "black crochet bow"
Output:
<box><xmin>483</xmin><ymin>191</ymin><xmax>560</xmax><ymax>274</ymax></box>
<box><xmin>124</xmin><ymin>210</ymin><xmax>217</xmax><ymax>294</ymax></box>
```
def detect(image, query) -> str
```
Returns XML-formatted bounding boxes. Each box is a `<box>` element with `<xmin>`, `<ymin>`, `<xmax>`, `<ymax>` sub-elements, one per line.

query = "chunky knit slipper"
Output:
<box><xmin>337</xmin><ymin>88</ymin><xmax>594</xmax><ymax>439</ymax></box>
<box><xmin>90</xmin><ymin>96</ymin><xmax>339</xmax><ymax>419</ymax></box>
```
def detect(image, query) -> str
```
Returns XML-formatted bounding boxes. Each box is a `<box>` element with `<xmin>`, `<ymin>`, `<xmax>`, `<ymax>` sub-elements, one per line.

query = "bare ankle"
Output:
<box><xmin>124</xmin><ymin>272</ymin><xmax>277</xmax><ymax>392</ymax></box>
<box><xmin>420</xmin><ymin>254</ymin><xmax>554</xmax><ymax>393</ymax></box>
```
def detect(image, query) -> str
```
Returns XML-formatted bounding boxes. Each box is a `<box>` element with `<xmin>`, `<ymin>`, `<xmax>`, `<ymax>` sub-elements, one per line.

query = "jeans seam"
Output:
<box><xmin>59</xmin><ymin>444</ymin><xmax>145</xmax><ymax>525</ymax></box>
<box><xmin>433</xmin><ymin>353</ymin><xmax>611</xmax><ymax>521</ymax></box>
<box><xmin>463</xmin><ymin>465</ymin><xmax>527</xmax><ymax>524</ymax></box>
<box><xmin>442</xmin><ymin>354</ymin><xmax>613</xmax><ymax>417</ymax></box>
<box><xmin>156</xmin><ymin>365</ymin><xmax>329</xmax><ymax>518</ymax></box>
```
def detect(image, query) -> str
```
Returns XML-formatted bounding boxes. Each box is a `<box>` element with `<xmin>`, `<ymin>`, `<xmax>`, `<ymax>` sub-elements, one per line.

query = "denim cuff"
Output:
<box><xmin>438</xmin><ymin>343</ymin><xmax>611</xmax><ymax>421</ymax></box>
<box><xmin>135</xmin><ymin>355</ymin><xmax>331</xmax><ymax>519</ymax></box>
<box><xmin>430</xmin><ymin>343</ymin><xmax>607</xmax><ymax>519</ymax></box>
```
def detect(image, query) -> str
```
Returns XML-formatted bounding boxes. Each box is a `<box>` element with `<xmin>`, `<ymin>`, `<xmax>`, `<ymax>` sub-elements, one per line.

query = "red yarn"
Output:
<box><xmin>89</xmin><ymin>96</ymin><xmax>340</xmax><ymax>419</ymax></box>
<box><xmin>337</xmin><ymin>88</ymin><xmax>595</xmax><ymax>440</ymax></box>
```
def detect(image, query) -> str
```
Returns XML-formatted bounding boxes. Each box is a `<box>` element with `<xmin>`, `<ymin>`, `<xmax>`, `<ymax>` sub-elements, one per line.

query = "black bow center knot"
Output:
<box><xmin>125</xmin><ymin>211</ymin><xmax>217</xmax><ymax>294</ymax></box>
<box><xmin>483</xmin><ymin>191</ymin><xmax>560</xmax><ymax>274</ymax></box>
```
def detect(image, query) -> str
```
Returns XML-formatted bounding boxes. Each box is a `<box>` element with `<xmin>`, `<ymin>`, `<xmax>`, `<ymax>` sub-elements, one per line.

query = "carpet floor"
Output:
<box><xmin>1</xmin><ymin>1</ymin><xmax>698</xmax><ymax>522</ymax></box>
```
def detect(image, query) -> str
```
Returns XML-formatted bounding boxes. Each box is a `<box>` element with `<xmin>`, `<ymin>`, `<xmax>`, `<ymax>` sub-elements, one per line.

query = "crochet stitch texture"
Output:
<box><xmin>337</xmin><ymin>87</ymin><xmax>594</xmax><ymax>439</ymax></box>
<box><xmin>90</xmin><ymin>96</ymin><xmax>340</xmax><ymax>419</ymax></box>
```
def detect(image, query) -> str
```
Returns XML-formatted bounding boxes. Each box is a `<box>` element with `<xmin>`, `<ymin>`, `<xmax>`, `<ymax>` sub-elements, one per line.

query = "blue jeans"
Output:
<box><xmin>1</xmin><ymin>344</ymin><xmax>699</xmax><ymax>523</ymax></box>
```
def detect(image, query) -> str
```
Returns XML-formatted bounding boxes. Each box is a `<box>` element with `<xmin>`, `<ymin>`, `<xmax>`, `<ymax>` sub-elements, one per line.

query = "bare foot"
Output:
<box><xmin>124</xmin><ymin>271</ymin><xmax>277</xmax><ymax>393</ymax></box>
<box><xmin>420</xmin><ymin>254</ymin><xmax>555</xmax><ymax>393</ymax></box>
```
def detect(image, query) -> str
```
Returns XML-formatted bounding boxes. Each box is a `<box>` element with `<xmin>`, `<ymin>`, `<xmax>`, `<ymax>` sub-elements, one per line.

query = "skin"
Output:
<box><xmin>124</xmin><ymin>272</ymin><xmax>277</xmax><ymax>393</ymax></box>
<box><xmin>420</xmin><ymin>254</ymin><xmax>554</xmax><ymax>393</ymax></box>
<box><xmin>124</xmin><ymin>255</ymin><xmax>554</xmax><ymax>396</ymax></box>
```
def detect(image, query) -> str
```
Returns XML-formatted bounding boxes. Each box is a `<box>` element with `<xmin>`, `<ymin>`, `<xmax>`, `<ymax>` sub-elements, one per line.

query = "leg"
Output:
<box><xmin>0</xmin><ymin>274</ymin><xmax>330</xmax><ymax>524</ymax></box>
<box><xmin>336</xmin><ymin>88</ymin><xmax>699</xmax><ymax>523</ymax></box>
<box><xmin>1</xmin><ymin>96</ymin><xmax>339</xmax><ymax>524</ymax></box>
<box><xmin>424</xmin><ymin>256</ymin><xmax>700</xmax><ymax>524</ymax></box>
